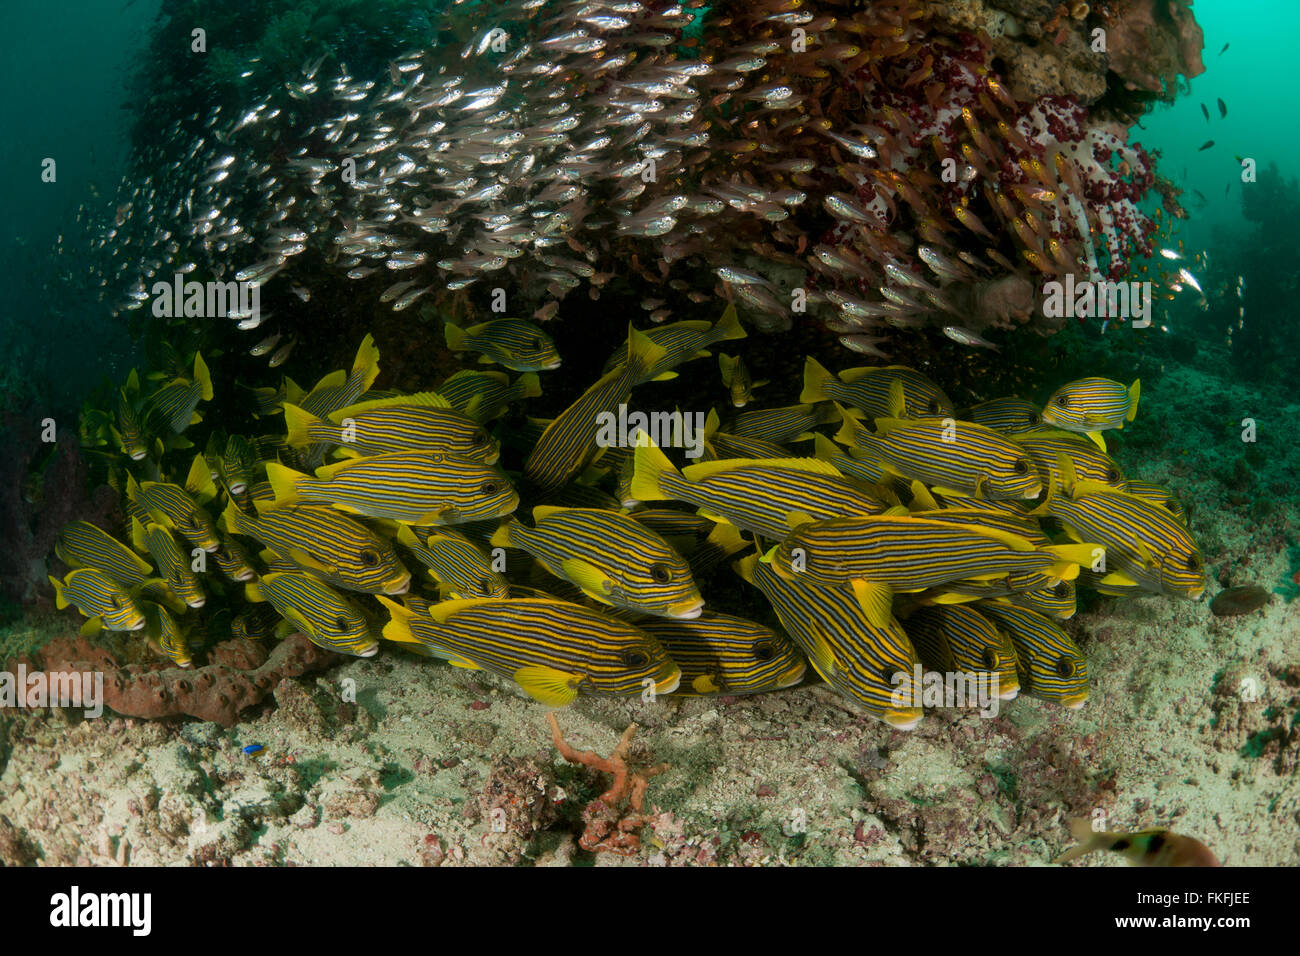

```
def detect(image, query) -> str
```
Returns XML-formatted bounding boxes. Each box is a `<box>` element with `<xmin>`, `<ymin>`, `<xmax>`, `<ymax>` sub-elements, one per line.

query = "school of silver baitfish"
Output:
<box><xmin>54</xmin><ymin>305</ymin><xmax>1206</xmax><ymax>729</ymax></box>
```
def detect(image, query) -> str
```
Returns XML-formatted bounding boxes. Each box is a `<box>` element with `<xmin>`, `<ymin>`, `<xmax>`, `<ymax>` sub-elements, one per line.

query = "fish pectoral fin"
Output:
<box><xmin>284</xmin><ymin>547</ymin><xmax>335</xmax><ymax>577</ymax></box>
<box><xmin>560</xmin><ymin>558</ymin><xmax>614</xmax><ymax>598</ymax></box>
<box><xmin>784</xmin><ymin>510</ymin><xmax>815</xmax><ymax>530</ymax></box>
<box><xmin>850</xmin><ymin>579</ymin><xmax>894</xmax><ymax>627</ymax></box>
<box><xmin>513</xmin><ymin>665</ymin><xmax>581</xmax><ymax>706</ymax></box>
<box><xmin>1100</xmin><ymin>570</ymin><xmax>1139</xmax><ymax>587</ymax></box>
<box><xmin>692</xmin><ymin>674</ymin><xmax>722</xmax><ymax>694</ymax></box>
<box><xmin>80</xmin><ymin>616</ymin><xmax>104</xmax><ymax>638</ymax></box>
<box><xmin>651</xmin><ymin>371</ymin><xmax>679</xmax><ymax>381</ymax></box>
<box><xmin>1085</xmin><ymin>431</ymin><xmax>1107</xmax><ymax>452</ymax></box>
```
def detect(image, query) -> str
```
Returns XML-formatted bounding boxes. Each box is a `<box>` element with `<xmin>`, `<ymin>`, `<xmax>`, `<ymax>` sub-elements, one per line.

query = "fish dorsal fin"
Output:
<box><xmin>704</xmin><ymin>407</ymin><xmax>720</xmax><ymax>439</ymax></box>
<box><xmin>308</xmin><ymin>368</ymin><xmax>347</xmax><ymax>396</ymax></box>
<box><xmin>886</xmin><ymin>378</ymin><xmax>907</xmax><ymax>418</ymax></box>
<box><xmin>531</xmin><ymin>505</ymin><xmax>570</xmax><ymax>522</ymax></box>
<box><xmin>681</xmin><ymin>456</ymin><xmax>842</xmax><ymax>481</ymax></box>
<box><xmin>836</xmin><ymin>365</ymin><xmax>876</xmax><ymax>384</ymax></box>
<box><xmin>425</xmin><ymin>597</ymin><xmax>496</xmax><ymax>624</ymax></box>
<box><xmin>513</xmin><ymin>665</ymin><xmax>581</xmax><ymax>707</ymax></box>
<box><xmin>785</xmin><ymin>510</ymin><xmax>815</xmax><ymax>530</ymax></box>
<box><xmin>1127</xmin><ymin>379</ymin><xmax>1141</xmax><ymax>422</ymax></box>
<box><xmin>329</xmin><ymin>391</ymin><xmax>451</xmax><ymax>422</ymax></box>
<box><xmin>909</xmin><ymin>480</ymin><xmax>940</xmax><ymax>512</ymax></box>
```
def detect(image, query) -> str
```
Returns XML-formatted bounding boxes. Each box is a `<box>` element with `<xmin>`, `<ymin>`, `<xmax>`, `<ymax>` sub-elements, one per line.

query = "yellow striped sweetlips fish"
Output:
<box><xmin>296</xmin><ymin>334</ymin><xmax>382</xmax><ymax>419</ymax></box>
<box><xmin>435</xmin><ymin>369</ymin><xmax>541</xmax><ymax>422</ymax></box>
<box><xmin>145</xmin><ymin>352</ymin><xmax>213</xmax><ymax>434</ymax></box>
<box><xmin>141</xmin><ymin>600</ymin><xmax>191</xmax><ymax>668</ymax></box>
<box><xmin>637</xmin><ymin>611</ymin><xmax>806</xmax><ymax>696</ymax></box>
<box><xmin>221</xmin><ymin>501</ymin><xmax>411</xmax><ymax>595</ymax></box>
<box><xmin>131</xmin><ymin>518</ymin><xmax>206</xmax><ymax>609</ymax></box>
<box><xmin>766</xmin><ymin>514</ymin><xmax>1098</xmax><ymax>627</ymax></box>
<box><xmin>395</xmin><ymin>524</ymin><xmax>509</xmax><ymax>599</ymax></box>
<box><xmin>490</xmin><ymin>506</ymin><xmax>703</xmax><ymax>619</ymax></box>
<box><xmin>245</xmin><ymin>572</ymin><xmax>377</xmax><ymax>657</ymax></box>
<box><xmin>1037</xmin><ymin>458</ymin><xmax>1205</xmax><ymax>600</ymax></box>
<box><xmin>524</xmin><ymin>326</ymin><xmax>668</xmax><ymax>493</ymax></box>
<box><xmin>900</xmin><ymin>604</ymin><xmax>1019</xmax><ymax>700</ymax></box>
<box><xmin>602</xmin><ymin>304</ymin><xmax>745</xmax><ymax>381</ymax></box>
<box><xmin>718</xmin><ymin>352</ymin><xmax>768</xmax><ymax>408</ymax></box>
<box><xmin>1013</xmin><ymin>427</ymin><xmax>1127</xmax><ymax>491</ymax></box>
<box><xmin>283</xmin><ymin>391</ymin><xmax>500</xmax><ymax>463</ymax></box>
<box><xmin>444</xmin><ymin>318</ymin><xmax>560</xmax><ymax>372</ymax></box>
<box><xmin>736</xmin><ymin>554</ymin><xmax>923</xmax><ymax>729</ymax></box>
<box><xmin>836</xmin><ymin>411</ymin><xmax>1043</xmax><ymax>501</ymax></box>
<box><xmin>129</xmin><ymin>476</ymin><xmax>222</xmax><ymax>552</ymax></box>
<box><xmin>54</xmin><ymin>520</ymin><xmax>153</xmax><ymax>587</ymax></box>
<box><xmin>1005</xmin><ymin>579</ymin><xmax>1077</xmax><ymax>619</ymax></box>
<box><xmin>1123</xmin><ymin>479</ymin><xmax>1189</xmax><ymax>525</ymax></box>
<box><xmin>264</xmin><ymin>452</ymin><xmax>518</xmax><ymax>526</ymax></box>
<box><xmin>700</xmin><ymin>409</ymin><xmax>795</xmax><ymax>461</ymax></box>
<box><xmin>114</xmin><ymin>386</ymin><xmax>152</xmax><ymax>460</ymax></box>
<box><xmin>977</xmin><ymin>601</ymin><xmax>1089</xmax><ymax>708</ymax></box>
<box><xmin>800</xmin><ymin>358</ymin><xmax>955</xmax><ymax>419</ymax></box>
<box><xmin>1040</xmin><ymin>376</ymin><xmax>1140</xmax><ymax>450</ymax></box>
<box><xmin>378</xmin><ymin>595</ymin><xmax>681</xmax><ymax>706</ymax></box>
<box><xmin>729</xmin><ymin>402</ymin><xmax>838</xmax><ymax>445</ymax></box>
<box><xmin>210</xmin><ymin>534</ymin><xmax>259</xmax><ymax>583</ymax></box>
<box><xmin>48</xmin><ymin>568</ymin><xmax>147</xmax><ymax>633</ymax></box>
<box><xmin>631</xmin><ymin>438</ymin><xmax>892</xmax><ymax>541</ymax></box>
<box><xmin>962</xmin><ymin>396</ymin><xmax>1042</xmax><ymax>435</ymax></box>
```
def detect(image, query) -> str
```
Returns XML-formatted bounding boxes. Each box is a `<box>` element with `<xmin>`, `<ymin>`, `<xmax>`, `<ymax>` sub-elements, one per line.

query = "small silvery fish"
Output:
<box><xmin>637</xmin><ymin>612</ymin><xmax>806</xmax><ymax>696</ymax></box>
<box><xmin>736</xmin><ymin>554</ymin><xmax>923</xmax><ymax>729</ymax></box>
<box><xmin>491</xmin><ymin>506</ymin><xmax>704</xmax><ymax>619</ymax></box>
<box><xmin>444</xmin><ymin>318</ymin><xmax>561</xmax><ymax>371</ymax></box>
<box><xmin>977</xmin><ymin>601</ymin><xmax>1089</xmax><ymax>708</ymax></box>
<box><xmin>1040</xmin><ymin>377</ymin><xmax>1140</xmax><ymax>450</ymax></box>
<box><xmin>265</xmin><ymin>453</ymin><xmax>518</xmax><ymax>526</ymax></box>
<box><xmin>246</xmin><ymin>572</ymin><xmax>377</xmax><ymax>657</ymax></box>
<box><xmin>48</xmin><ymin>568</ymin><xmax>147</xmax><ymax>633</ymax></box>
<box><xmin>379</xmin><ymin>596</ymin><xmax>681</xmax><ymax>706</ymax></box>
<box><xmin>221</xmin><ymin>500</ymin><xmax>410</xmax><ymax>595</ymax></box>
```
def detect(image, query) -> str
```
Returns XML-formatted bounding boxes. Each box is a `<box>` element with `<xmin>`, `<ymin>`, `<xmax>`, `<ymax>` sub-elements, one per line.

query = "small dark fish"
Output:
<box><xmin>1219</xmin><ymin>42</ymin><xmax>1229</xmax><ymax>55</ymax></box>
<box><xmin>1200</xmin><ymin>103</ymin><xmax>1209</xmax><ymax>122</ymax></box>
<box><xmin>1197</xmin><ymin>140</ymin><xmax>1215</xmax><ymax>151</ymax></box>
<box><xmin>1225</xmin><ymin>184</ymin><xmax>1231</xmax><ymax>196</ymax></box>
<box><xmin>1217</xmin><ymin>97</ymin><xmax>1227</xmax><ymax>118</ymax></box>
<box><xmin>1193</xmin><ymin>190</ymin><xmax>1207</xmax><ymax>204</ymax></box>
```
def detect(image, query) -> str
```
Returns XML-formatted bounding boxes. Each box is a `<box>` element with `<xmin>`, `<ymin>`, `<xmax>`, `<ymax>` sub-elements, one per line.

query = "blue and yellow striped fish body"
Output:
<box><xmin>840</xmin><ymin>415</ymin><xmax>1043</xmax><ymax>500</ymax></box>
<box><xmin>146</xmin><ymin>353</ymin><xmax>213</xmax><ymax>434</ymax></box>
<box><xmin>737</xmin><ymin>554</ymin><xmax>922</xmax><ymax>728</ymax></box>
<box><xmin>379</xmin><ymin>596</ymin><xmax>680</xmax><ymax>705</ymax></box>
<box><xmin>223</xmin><ymin>501</ymin><xmax>411</xmax><ymax>595</ymax></box>
<box><xmin>524</xmin><ymin>327</ymin><xmax>666</xmax><ymax>492</ymax></box>
<box><xmin>900</xmin><ymin>605</ymin><xmax>1019</xmax><ymax>700</ymax></box>
<box><xmin>1041</xmin><ymin>477</ymin><xmax>1205</xmax><ymax>599</ymax></box>
<box><xmin>1005</xmin><ymin>579</ymin><xmax>1077</xmax><ymax>619</ymax></box>
<box><xmin>814</xmin><ymin>434</ymin><xmax>896</xmax><ymax>488</ymax></box>
<box><xmin>55</xmin><ymin>521</ymin><xmax>152</xmax><ymax>587</ymax></box>
<box><xmin>1013</xmin><ymin>428</ymin><xmax>1127</xmax><ymax>491</ymax></box>
<box><xmin>491</xmin><ymin>506</ymin><xmax>703</xmax><ymax>619</ymax></box>
<box><xmin>131</xmin><ymin>478</ymin><xmax>221</xmax><ymax>552</ymax></box>
<box><xmin>730</xmin><ymin>402</ymin><xmax>836</xmax><ymax>445</ymax></box>
<box><xmin>48</xmin><ymin>568</ymin><xmax>146</xmax><ymax>632</ymax></box>
<box><xmin>114</xmin><ymin>388</ymin><xmax>151</xmax><ymax>461</ymax></box>
<box><xmin>800</xmin><ymin>358</ymin><xmax>954</xmax><ymax>419</ymax></box>
<box><xmin>978</xmin><ymin>601</ymin><xmax>1088</xmax><ymax>708</ymax></box>
<box><xmin>298</xmin><ymin>334</ymin><xmax>381</xmax><ymax>419</ymax></box>
<box><xmin>705</xmin><ymin>429</ymin><xmax>793</xmax><ymax>461</ymax></box>
<box><xmin>398</xmin><ymin>524</ymin><xmax>509</xmax><ymax>599</ymax></box>
<box><xmin>445</xmin><ymin>318</ymin><xmax>560</xmax><ymax>372</ymax></box>
<box><xmin>1040</xmin><ymin>377</ymin><xmax>1140</xmax><ymax>444</ymax></box>
<box><xmin>142</xmin><ymin>600</ymin><xmax>191</xmax><ymax>668</ymax></box>
<box><xmin>632</xmin><ymin>440</ymin><xmax>891</xmax><ymax>540</ymax></box>
<box><xmin>718</xmin><ymin>352</ymin><xmax>767</xmax><ymax>408</ymax></box>
<box><xmin>211</xmin><ymin>534</ymin><xmax>258</xmax><ymax>582</ymax></box>
<box><xmin>284</xmin><ymin>392</ymin><xmax>500</xmax><ymax>463</ymax></box>
<box><xmin>436</xmin><ymin>369</ymin><xmax>541</xmax><ymax>422</ymax></box>
<box><xmin>221</xmin><ymin>434</ymin><xmax>259</xmax><ymax>495</ymax></box>
<box><xmin>769</xmin><ymin>514</ymin><xmax>1097</xmax><ymax>627</ymax></box>
<box><xmin>627</xmin><ymin>510</ymin><xmax>747</xmax><ymax>576</ymax></box>
<box><xmin>963</xmin><ymin>397</ymin><xmax>1043</xmax><ymax>435</ymax></box>
<box><xmin>232</xmin><ymin>603</ymin><xmax>281</xmax><ymax>641</ymax></box>
<box><xmin>605</xmin><ymin>305</ymin><xmax>745</xmax><ymax>381</ymax></box>
<box><xmin>1124</xmin><ymin>479</ymin><xmax>1189</xmax><ymax>525</ymax></box>
<box><xmin>264</xmin><ymin>453</ymin><xmax>518</xmax><ymax>526</ymax></box>
<box><xmin>133</xmin><ymin>519</ymin><xmax>206</xmax><ymax>609</ymax></box>
<box><xmin>638</xmin><ymin>612</ymin><xmax>806</xmax><ymax>696</ymax></box>
<box><xmin>246</xmin><ymin>572</ymin><xmax>377</xmax><ymax>657</ymax></box>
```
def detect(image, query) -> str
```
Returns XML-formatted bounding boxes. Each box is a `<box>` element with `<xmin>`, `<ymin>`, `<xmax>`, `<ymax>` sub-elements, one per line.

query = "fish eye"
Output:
<box><xmin>649</xmin><ymin>562</ymin><xmax>672</xmax><ymax>584</ymax></box>
<box><xmin>335</xmin><ymin>616</ymin><xmax>349</xmax><ymax>631</ymax></box>
<box><xmin>481</xmin><ymin>480</ymin><xmax>501</xmax><ymax>495</ymax></box>
<box><xmin>1186</xmin><ymin>553</ymin><xmax>1201</xmax><ymax>571</ymax></box>
<box><xmin>1055</xmin><ymin>658</ymin><xmax>1076</xmax><ymax>679</ymax></box>
<box><xmin>1013</xmin><ymin>459</ymin><xmax>1030</xmax><ymax>475</ymax></box>
<box><xmin>1053</xmin><ymin>582</ymin><xmax>1070</xmax><ymax>596</ymax></box>
<box><xmin>1106</xmin><ymin>468</ymin><xmax>1121</xmax><ymax>483</ymax></box>
<box><xmin>360</xmin><ymin>549</ymin><xmax>379</xmax><ymax>567</ymax></box>
<box><xmin>621</xmin><ymin>650</ymin><xmax>649</xmax><ymax>668</ymax></box>
<box><xmin>471</xmin><ymin>428</ymin><xmax>489</xmax><ymax>446</ymax></box>
<box><xmin>981</xmin><ymin>649</ymin><xmax>998</xmax><ymax>670</ymax></box>
<box><xmin>1055</xmin><ymin>395</ymin><xmax>1069</xmax><ymax>407</ymax></box>
<box><xmin>480</xmin><ymin>577</ymin><xmax>494</xmax><ymax>593</ymax></box>
<box><xmin>754</xmin><ymin>642</ymin><xmax>775</xmax><ymax>662</ymax></box>
<box><xmin>1029</xmin><ymin>412</ymin><xmax>1041</xmax><ymax>424</ymax></box>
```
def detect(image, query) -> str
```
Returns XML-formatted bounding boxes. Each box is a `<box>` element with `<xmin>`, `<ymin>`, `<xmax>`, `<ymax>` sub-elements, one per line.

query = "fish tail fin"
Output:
<box><xmin>130</xmin><ymin>516</ymin><xmax>148</xmax><ymax>553</ymax></box>
<box><xmin>1127</xmin><ymin>379</ymin><xmax>1141</xmax><ymax>422</ymax></box>
<box><xmin>264</xmin><ymin>461</ymin><xmax>305</xmax><ymax>506</ymax></box>
<box><xmin>1054</xmin><ymin>818</ymin><xmax>1108</xmax><ymax>863</ymax></box>
<box><xmin>377</xmin><ymin>596</ymin><xmax>420</xmax><ymax>644</ymax></box>
<box><xmin>625</xmin><ymin>324</ymin><xmax>670</xmax><ymax>385</ymax></box>
<box><xmin>733</xmin><ymin>552</ymin><xmax>759</xmax><ymax>585</ymax></box>
<box><xmin>193</xmin><ymin>352</ymin><xmax>214</xmax><ymax>401</ymax></box>
<box><xmin>517</xmin><ymin>372</ymin><xmax>542</xmax><ymax>399</ymax></box>
<box><xmin>48</xmin><ymin>575</ymin><xmax>69</xmax><ymax>609</ymax></box>
<box><xmin>444</xmin><ymin>321</ymin><xmax>467</xmax><ymax>351</ymax></box>
<box><xmin>352</xmin><ymin>333</ymin><xmax>381</xmax><ymax>394</ymax></box>
<box><xmin>718</xmin><ymin>353</ymin><xmax>737</xmax><ymax>387</ymax></box>
<box><xmin>185</xmin><ymin>453</ymin><xmax>217</xmax><ymax>502</ymax></box>
<box><xmin>714</xmin><ymin>303</ymin><xmax>745</xmax><ymax>342</ymax></box>
<box><xmin>243</xmin><ymin>579</ymin><xmax>265</xmax><ymax>603</ymax></box>
<box><xmin>831</xmin><ymin>403</ymin><xmax>866</xmax><ymax>447</ymax></box>
<box><xmin>219</xmin><ymin>499</ymin><xmax>246</xmax><ymax>535</ymax></box>
<box><xmin>630</xmin><ymin>434</ymin><xmax>682</xmax><ymax>502</ymax></box>
<box><xmin>799</xmin><ymin>356</ymin><xmax>835</xmax><ymax>404</ymax></box>
<box><xmin>282</xmin><ymin>402</ymin><xmax>323</xmax><ymax>448</ymax></box>
<box><xmin>488</xmin><ymin>519</ymin><xmax>516</xmax><ymax>548</ymax></box>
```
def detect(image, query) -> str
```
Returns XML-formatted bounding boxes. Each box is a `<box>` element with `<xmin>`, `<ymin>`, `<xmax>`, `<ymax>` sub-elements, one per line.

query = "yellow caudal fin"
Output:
<box><xmin>282</xmin><ymin>402</ymin><xmax>324</xmax><ymax>447</ymax></box>
<box><xmin>831</xmin><ymin>404</ymin><xmax>863</xmax><ymax>447</ymax></box>
<box><xmin>488</xmin><ymin>519</ymin><xmax>517</xmax><ymax>549</ymax></box>
<box><xmin>130</xmin><ymin>517</ymin><xmax>148</xmax><ymax>553</ymax></box>
<box><xmin>625</xmin><ymin>324</ymin><xmax>671</xmax><ymax>385</ymax></box>
<box><xmin>1045</xmin><ymin>543</ymin><xmax>1101</xmax><ymax>570</ymax></box>
<box><xmin>48</xmin><ymin>575</ymin><xmax>69</xmax><ymax>608</ymax></box>
<box><xmin>243</xmin><ymin>579</ymin><xmax>265</xmax><ymax>603</ymax></box>
<box><xmin>351</xmin><ymin>333</ymin><xmax>381</xmax><ymax>394</ymax></box>
<box><xmin>886</xmin><ymin>378</ymin><xmax>907</xmax><ymax>419</ymax></box>
<box><xmin>193</xmin><ymin>352</ymin><xmax>214</xmax><ymax>401</ymax></box>
<box><xmin>812</xmin><ymin>432</ymin><xmax>843</xmax><ymax>462</ymax></box>
<box><xmin>704</xmin><ymin>407</ymin><xmax>720</xmax><ymax>440</ymax></box>
<box><xmin>733</xmin><ymin>552</ymin><xmax>759</xmax><ymax>585</ymax></box>
<box><xmin>713</xmin><ymin>303</ymin><xmax>745</xmax><ymax>342</ymax></box>
<box><xmin>444</xmin><ymin>321</ymin><xmax>468</xmax><ymax>351</ymax></box>
<box><xmin>377</xmin><ymin>595</ymin><xmax>419</xmax><ymax>643</ymax></box>
<box><xmin>799</xmin><ymin>356</ymin><xmax>835</xmax><ymax>404</ymax></box>
<box><xmin>185</xmin><ymin>452</ymin><xmax>217</xmax><ymax>502</ymax></box>
<box><xmin>908</xmin><ymin>480</ymin><xmax>941</xmax><ymax>512</ymax></box>
<box><xmin>219</xmin><ymin>499</ymin><xmax>247</xmax><ymax>536</ymax></box>
<box><xmin>630</xmin><ymin>435</ymin><xmax>683</xmax><ymax>502</ymax></box>
<box><xmin>264</xmin><ymin>461</ymin><xmax>305</xmax><ymax>506</ymax></box>
<box><xmin>517</xmin><ymin>372</ymin><xmax>542</xmax><ymax>399</ymax></box>
<box><xmin>1127</xmin><ymin>379</ymin><xmax>1141</xmax><ymax>422</ymax></box>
